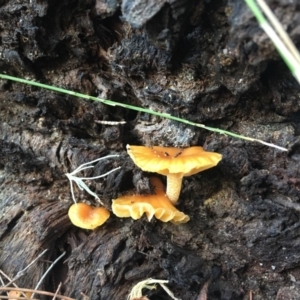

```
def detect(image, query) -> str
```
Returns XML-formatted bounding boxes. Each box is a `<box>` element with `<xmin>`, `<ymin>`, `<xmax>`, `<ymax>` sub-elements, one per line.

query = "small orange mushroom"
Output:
<box><xmin>68</xmin><ymin>203</ymin><xmax>110</xmax><ymax>229</ymax></box>
<box><xmin>8</xmin><ymin>291</ymin><xmax>32</xmax><ymax>300</ymax></box>
<box><xmin>112</xmin><ymin>177</ymin><xmax>190</xmax><ymax>224</ymax></box>
<box><xmin>127</xmin><ymin>145</ymin><xmax>222</xmax><ymax>204</ymax></box>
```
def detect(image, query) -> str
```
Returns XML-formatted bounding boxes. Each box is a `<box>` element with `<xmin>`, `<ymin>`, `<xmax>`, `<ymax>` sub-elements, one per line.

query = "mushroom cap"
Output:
<box><xmin>7</xmin><ymin>291</ymin><xmax>32</xmax><ymax>300</ymax></box>
<box><xmin>127</xmin><ymin>145</ymin><xmax>222</xmax><ymax>177</ymax></box>
<box><xmin>112</xmin><ymin>177</ymin><xmax>190</xmax><ymax>224</ymax></box>
<box><xmin>68</xmin><ymin>203</ymin><xmax>110</xmax><ymax>229</ymax></box>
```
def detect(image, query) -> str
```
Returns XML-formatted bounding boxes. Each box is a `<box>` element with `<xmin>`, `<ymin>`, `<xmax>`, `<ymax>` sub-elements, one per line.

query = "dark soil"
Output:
<box><xmin>1</xmin><ymin>0</ymin><xmax>300</xmax><ymax>299</ymax></box>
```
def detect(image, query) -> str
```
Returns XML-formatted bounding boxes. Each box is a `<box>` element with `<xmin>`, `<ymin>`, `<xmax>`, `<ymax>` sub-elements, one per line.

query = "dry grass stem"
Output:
<box><xmin>0</xmin><ymin>288</ymin><xmax>75</xmax><ymax>300</ymax></box>
<box><xmin>2</xmin><ymin>250</ymin><xmax>48</xmax><ymax>288</ymax></box>
<box><xmin>31</xmin><ymin>252</ymin><xmax>66</xmax><ymax>299</ymax></box>
<box><xmin>1</xmin><ymin>296</ymin><xmax>38</xmax><ymax>300</ymax></box>
<box><xmin>52</xmin><ymin>282</ymin><xmax>62</xmax><ymax>300</ymax></box>
<box><xmin>256</xmin><ymin>0</ymin><xmax>300</xmax><ymax>65</ymax></box>
<box><xmin>80</xmin><ymin>292</ymin><xmax>90</xmax><ymax>300</ymax></box>
<box><xmin>196</xmin><ymin>281</ymin><xmax>209</xmax><ymax>300</ymax></box>
<box><xmin>0</xmin><ymin>270</ymin><xmax>29</xmax><ymax>299</ymax></box>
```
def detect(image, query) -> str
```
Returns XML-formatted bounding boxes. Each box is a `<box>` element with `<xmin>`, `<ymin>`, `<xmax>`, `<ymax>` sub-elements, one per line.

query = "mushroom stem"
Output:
<box><xmin>166</xmin><ymin>174</ymin><xmax>183</xmax><ymax>204</ymax></box>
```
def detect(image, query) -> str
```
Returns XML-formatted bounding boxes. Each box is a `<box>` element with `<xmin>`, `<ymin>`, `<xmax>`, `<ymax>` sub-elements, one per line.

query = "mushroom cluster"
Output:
<box><xmin>66</xmin><ymin>145</ymin><xmax>222</xmax><ymax>229</ymax></box>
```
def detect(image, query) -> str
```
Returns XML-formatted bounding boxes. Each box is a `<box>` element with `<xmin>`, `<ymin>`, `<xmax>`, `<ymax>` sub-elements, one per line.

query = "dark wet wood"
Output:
<box><xmin>1</xmin><ymin>1</ymin><xmax>300</xmax><ymax>299</ymax></box>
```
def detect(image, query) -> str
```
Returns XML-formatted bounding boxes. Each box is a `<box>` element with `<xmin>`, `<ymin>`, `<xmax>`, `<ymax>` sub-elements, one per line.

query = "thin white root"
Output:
<box><xmin>65</xmin><ymin>154</ymin><xmax>120</xmax><ymax>204</ymax></box>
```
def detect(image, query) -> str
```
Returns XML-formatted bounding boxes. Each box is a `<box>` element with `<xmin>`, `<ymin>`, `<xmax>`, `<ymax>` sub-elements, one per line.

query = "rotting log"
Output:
<box><xmin>1</xmin><ymin>1</ymin><xmax>300</xmax><ymax>299</ymax></box>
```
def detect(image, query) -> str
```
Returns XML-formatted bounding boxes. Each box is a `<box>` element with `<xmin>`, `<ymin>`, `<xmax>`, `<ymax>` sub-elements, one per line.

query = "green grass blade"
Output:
<box><xmin>0</xmin><ymin>73</ymin><xmax>287</xmax><ymax>151</ymax></box>
<box><xmin>245</xmin><ymin>0</ymin><xmax>300</xmax><ymax>82</ymax></box>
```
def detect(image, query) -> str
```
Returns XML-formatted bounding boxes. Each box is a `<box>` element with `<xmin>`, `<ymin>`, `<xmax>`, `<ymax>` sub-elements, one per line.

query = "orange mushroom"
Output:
<box><xmin>68</xmin><ymin>203</ymin><xmax>110</xmax><ymax>229</ymax></box>
<box><xmin>127</xmin><ymin>145</ymin><xmax>222</xmax><ymax>204</ymax></box>
<box><xmin>8</xmin><ymin>291</ymin><xmax>32</xmax><ymax>300</ymax></box>
<box><xmin>112</xmin><ymin>177</ymin><xmax>190</xmax><ymax>224</ymax></box>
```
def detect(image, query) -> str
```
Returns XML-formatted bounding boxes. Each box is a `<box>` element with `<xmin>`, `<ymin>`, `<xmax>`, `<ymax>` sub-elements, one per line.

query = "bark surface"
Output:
<box><xmin>1</xmin><ymin>0</ymin><xmax>300</xmax><ymax>299</ymax></box>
